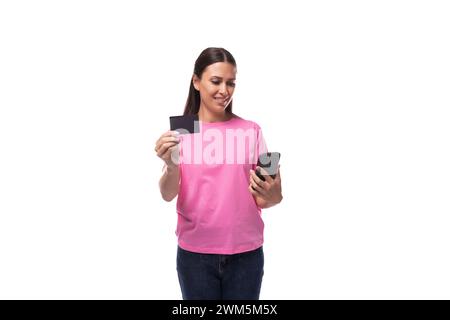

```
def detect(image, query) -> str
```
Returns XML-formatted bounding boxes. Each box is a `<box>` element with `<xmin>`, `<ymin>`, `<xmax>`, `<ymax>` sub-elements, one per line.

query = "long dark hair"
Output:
<box><xmin>183</xmin><ymin>47</ymin><xmax>237</xmax><ymax>115</ymax></box>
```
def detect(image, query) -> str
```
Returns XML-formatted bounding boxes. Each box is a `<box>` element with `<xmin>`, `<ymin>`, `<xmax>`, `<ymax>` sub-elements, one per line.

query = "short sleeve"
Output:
<box><xmin>252</xmin><ymin>123</ymin><xmax>268</xmax><ymax>168</ymax></box>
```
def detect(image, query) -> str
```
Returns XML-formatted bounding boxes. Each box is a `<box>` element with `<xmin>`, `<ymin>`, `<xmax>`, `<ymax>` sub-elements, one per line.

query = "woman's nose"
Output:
<box><xmin>219</xmin><ymin>84</ymin><xmax>228</xmax><ymax>95</ymax></box>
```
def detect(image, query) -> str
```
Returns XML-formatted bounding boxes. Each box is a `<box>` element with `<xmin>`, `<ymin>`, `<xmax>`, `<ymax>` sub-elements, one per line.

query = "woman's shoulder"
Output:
<box><xmin>230</xmin><ymin>114</ymin><xmax>262</xmax><ymax>130</ymax></box>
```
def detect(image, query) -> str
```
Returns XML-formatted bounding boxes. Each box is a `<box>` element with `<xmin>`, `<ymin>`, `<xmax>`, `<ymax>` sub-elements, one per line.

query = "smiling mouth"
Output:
<box><xmin>214</xmin><ymin>97</ymin><xmax>228</xmax><ymax>105</ymax></box>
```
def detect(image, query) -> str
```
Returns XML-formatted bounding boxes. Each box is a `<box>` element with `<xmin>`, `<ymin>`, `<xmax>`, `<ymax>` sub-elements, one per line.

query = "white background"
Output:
<box><xmin>0</xmin><ymin>0</ymin><xmax>449</xmax><ymax>299</ymax></box>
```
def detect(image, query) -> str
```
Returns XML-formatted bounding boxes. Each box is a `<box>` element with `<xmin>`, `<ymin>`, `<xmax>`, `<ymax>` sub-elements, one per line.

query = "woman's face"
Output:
<box><xmin>193</xmin><ymin>62</ymin><xmax>237</xmax><ymax>114</ymax></box>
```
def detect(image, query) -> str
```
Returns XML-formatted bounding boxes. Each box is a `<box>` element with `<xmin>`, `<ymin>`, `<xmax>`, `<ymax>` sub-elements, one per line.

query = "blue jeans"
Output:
<box><xmin>176</xmin><ymin>245</ymin><xmax>264</xmax><ymax>300</ymax></box>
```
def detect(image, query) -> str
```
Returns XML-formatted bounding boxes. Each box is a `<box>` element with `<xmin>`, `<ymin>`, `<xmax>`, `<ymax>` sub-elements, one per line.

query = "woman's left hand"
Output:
<box><xmin>249</xmin><ymin>165</ymin><xmax>283</xmax><ymax>208</ymax></box>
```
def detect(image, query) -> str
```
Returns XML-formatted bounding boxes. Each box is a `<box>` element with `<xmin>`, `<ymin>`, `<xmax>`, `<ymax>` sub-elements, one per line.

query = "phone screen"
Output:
<box><xmin>256</xmin><ymin>152</ymin><xmax>281</xmax><ymax>181</ymax></box>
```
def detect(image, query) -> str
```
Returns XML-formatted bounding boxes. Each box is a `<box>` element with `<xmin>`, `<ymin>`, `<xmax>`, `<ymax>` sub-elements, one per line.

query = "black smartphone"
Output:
<box><xmin>256</xmin><ymin>152</ymin><xmax>281</xmax><ymax>181</ymax></box>
<box><xmin>169</xmin><ymin>114</ymin><xmax>199</xmax><ymax>134</ymax></box>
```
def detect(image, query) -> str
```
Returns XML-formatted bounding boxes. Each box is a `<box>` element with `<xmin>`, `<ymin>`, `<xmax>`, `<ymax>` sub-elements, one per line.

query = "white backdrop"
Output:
<box><xmin>0</xmin><ymin>0</ymin><xmax>449</xmax><ymax>299</ymax></box>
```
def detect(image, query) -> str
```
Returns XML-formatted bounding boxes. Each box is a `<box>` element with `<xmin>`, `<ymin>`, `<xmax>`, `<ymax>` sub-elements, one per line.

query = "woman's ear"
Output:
<box><xmin>192</xmin><ymin>74</ymin><xmax>200</xmax><ymax>91</ymax></box>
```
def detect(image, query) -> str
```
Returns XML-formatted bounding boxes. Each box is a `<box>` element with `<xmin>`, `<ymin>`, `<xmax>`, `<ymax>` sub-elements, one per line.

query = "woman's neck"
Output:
<box><xmin>198</xmin><ymin>106</ymin><xmax>233</xmax><ymax>123</ymax></box>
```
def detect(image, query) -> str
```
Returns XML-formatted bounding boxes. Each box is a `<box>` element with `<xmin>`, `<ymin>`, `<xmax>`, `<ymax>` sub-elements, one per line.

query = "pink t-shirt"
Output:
<box><xmin>175</xmin><ymin>116</ymin><xmax>268</xmax><ymax>254</ymax></box>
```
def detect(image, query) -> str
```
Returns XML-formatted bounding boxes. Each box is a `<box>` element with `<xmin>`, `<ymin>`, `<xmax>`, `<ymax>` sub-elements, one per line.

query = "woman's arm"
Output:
<box><xmin>159</xmin><ymin>164</ymin><xmax>180</xmax><ymax>202</ymax></box>
<box><xmin>155</xmin><ymin>131</ymin><xmax>181</xmax><ymax>202</ymax></box>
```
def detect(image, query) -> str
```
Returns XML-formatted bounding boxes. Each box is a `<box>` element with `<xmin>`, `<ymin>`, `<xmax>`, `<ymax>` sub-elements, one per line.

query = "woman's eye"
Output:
<box><xmin>211</xmin><ymin>80</ymin><xmax>235</xmax><ymax>87</ymax></box>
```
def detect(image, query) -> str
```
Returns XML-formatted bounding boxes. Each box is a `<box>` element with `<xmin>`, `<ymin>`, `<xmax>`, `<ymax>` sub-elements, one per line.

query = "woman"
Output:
<box><xmin>154</xmin><ymin>47</ymin><xmax>283</xmax><ymax>300</ymax></box>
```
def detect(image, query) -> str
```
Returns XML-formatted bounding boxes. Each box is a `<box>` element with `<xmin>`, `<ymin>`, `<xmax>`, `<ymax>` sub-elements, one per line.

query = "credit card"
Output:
<box><xmin>169</xmin><ymin>114</ymin><xmax>199</xmax><ymax>134</ymax></box>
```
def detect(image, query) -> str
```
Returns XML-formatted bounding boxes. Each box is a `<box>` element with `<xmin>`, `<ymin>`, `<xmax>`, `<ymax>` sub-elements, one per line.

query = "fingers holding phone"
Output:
<box><xmin>249</xmin><ymin>165</ymin><xmax>282</xmax><ymax>205</ymax></box>
<box><xmin>249</xmin><ymin>153</ymin><xmax>283</xmax><ymax>206</ymax></box>
<box><xmin>249</xmin><ymin>168</ymin><xmax>269</xmax><ymax>192</ymax></box>
<box><xmin>250</xmin><ymin>165</ymin><xmax>280</xmax><ymax>190</ymax></box>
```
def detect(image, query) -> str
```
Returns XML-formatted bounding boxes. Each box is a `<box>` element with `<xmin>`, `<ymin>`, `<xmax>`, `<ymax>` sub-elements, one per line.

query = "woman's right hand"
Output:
<box><xmin>154</xmin><ymin>131</ymin><xmax>180</xmax><ymax>167</ymax></box>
